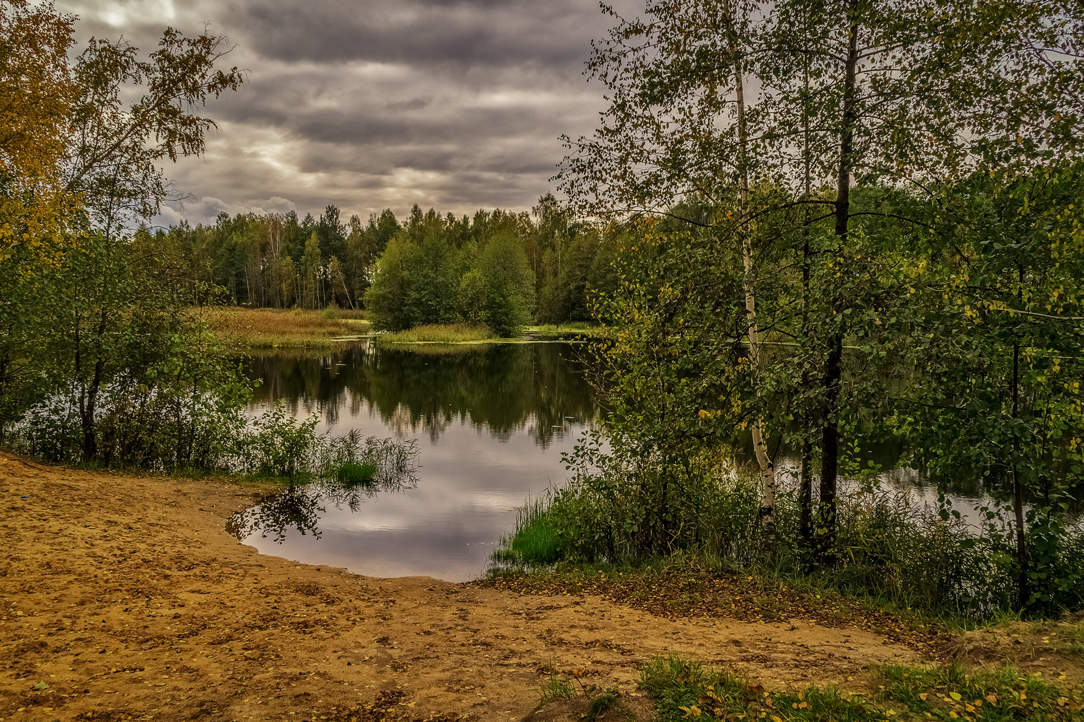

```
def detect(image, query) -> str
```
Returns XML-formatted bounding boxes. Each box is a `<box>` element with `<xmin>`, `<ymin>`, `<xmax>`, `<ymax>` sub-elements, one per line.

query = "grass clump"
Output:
<box><xmin>496</xmin><ymin>501</ymin><xmax>563</xmax><ymax>565</ymax></box>
<box><xmin>525</xmin><ymin>323</ymin><xmax>604</xmax><ymax>339</ymax></box>
<box><xmin>531</xmin><ymin>668</ymin><xmax>629</xmax><ymax>722</ymax></box>
<box><xmin>336</xmin><ymin>460</ymin><xmax>377</xmax><ymax>485</ymax></box>
<box><xmin>539</xmin><ymin>674</ymin><xmax>577</xmax><ymax>704</ymax></box>
<box><xmin>377</xmin><ymin>323</ymin><xmax>495</xmax><ymax>345</ymax></box>
<box><xmin>641</xmin><ymin>656</ymin><xmax>875</xmax><ymax>721</ymax></box>
<box><xmin>639</xmin><ymin>656</ymin><xmax>1083</xmax><ymax>721</ymax></box>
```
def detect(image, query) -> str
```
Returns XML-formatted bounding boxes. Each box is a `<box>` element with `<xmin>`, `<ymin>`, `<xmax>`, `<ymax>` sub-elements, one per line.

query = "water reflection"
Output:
<box><xmin>247</xmin><ymin>341</ymin><xmax>596</xmax><ymax>446</ymax></box>
<box><xmin>233</xmin><ymin>342</ymin><xmax>598</xmax><ymax>581</ymax></box>
<box><xmin>226</xmin><ymin>471</ymin><xmax>417</xmax><ymax>544</ymax></box>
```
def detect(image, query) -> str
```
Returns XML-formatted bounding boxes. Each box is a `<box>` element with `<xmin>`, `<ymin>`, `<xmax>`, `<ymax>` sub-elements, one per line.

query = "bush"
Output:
<box><xmin>494</xmin><ymin>430</ymin><xmax>1084</xmax><ymax>620</ymax></box>
<box><xmin>243</xmin><ymin>405</ymin><xmax>320</xmax><ymax>478</ymax></box>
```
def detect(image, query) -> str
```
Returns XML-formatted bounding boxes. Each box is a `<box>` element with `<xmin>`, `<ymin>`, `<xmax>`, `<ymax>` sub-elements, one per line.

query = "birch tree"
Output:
<box><xmin>557</xmin><ymin>0</ymin><xmax>781</xmax><ymax>526</ymax></box>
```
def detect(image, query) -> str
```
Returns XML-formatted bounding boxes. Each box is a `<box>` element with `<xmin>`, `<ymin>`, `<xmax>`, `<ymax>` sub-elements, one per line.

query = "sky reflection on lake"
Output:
<box><xmin>232</xmin><ymin>342</ymin><xmax>596</xmax><ymax>581</ymax></box>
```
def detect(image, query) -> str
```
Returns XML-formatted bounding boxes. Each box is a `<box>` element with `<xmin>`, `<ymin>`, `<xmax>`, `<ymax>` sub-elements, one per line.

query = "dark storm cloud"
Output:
<box><xmin>54</xmin><ymin>0</ymin><xmax>640</xmax><ymax>225</ymax></box>
<box><xmin>228</xmin><ymin>0</ymin><xmax>604</xmax><ymax>67</ymax></box>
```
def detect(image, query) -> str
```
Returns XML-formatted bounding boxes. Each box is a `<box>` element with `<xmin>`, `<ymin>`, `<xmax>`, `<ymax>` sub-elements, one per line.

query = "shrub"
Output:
<box><xmin>243</xmin><ymin>405</ymin><xmax>320</xmax><ymax>478</ymax></box>
<box><xmin>494</xmin><ymin>430</ymin><xmax>1084</xmax><ymax>620</ymax></box>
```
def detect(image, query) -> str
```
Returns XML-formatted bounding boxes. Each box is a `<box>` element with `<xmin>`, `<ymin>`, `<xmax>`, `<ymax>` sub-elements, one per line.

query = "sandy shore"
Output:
<box><xmin>0</xmin><ymin>453</ymin><xmax>927</xmax><ymax>720</ymax></box>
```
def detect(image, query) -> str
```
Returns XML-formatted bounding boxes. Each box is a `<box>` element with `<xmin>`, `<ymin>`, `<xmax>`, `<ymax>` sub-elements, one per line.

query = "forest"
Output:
<box><xmin>153</xmin><ymin>196</ymin><xmax>620</xmax><ymax>334</ymax></box>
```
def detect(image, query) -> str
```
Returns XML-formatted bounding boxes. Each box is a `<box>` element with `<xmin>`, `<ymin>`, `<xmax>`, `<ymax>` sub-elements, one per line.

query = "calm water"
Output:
<box><xmin>231</xmin><ymin>341</ymin><xmax>597</xmax><ymax>581</ymax></box>
<box><xmin>228</xmin><ymin>340</ymin><xmax>1063</xmax><ymax>581</ymax></box>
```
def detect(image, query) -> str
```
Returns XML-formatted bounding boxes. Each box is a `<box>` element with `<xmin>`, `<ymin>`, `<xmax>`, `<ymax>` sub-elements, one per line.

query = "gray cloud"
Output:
<box><xmin>227</xmin><ymin>0</ymin><xmax>602</xmax><ymax>67</ymax></box>
<box><xmin>55</xmin><ymin>0</ymin><xmax>640</xmax><ymax>225</ymax></box>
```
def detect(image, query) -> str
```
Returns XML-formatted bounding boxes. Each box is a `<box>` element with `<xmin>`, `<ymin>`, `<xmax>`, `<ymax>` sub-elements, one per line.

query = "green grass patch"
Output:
<box><xmin>878</xmin><ymin>663</ymin><xmax>1081</xmax><ymax>720</ymax></box>
<box><xmin>335</xmin><ymin>461</ymin><xmax>377</xmax><ymax>485</ymax></box>
<box><xmin>376</xmin><ymin>323</ymin><xmax>496</xmax><ymax>345</ymax></box>
<box><xmin>492</xmin><ymin>501</ymin><xmax>564</xmax><ymax>566</ymax></box>
<box><xmin>641</xmin><ymin>656</ymin><xmax>876</xmax><ymax>721</ymax></box>
<box><xmin>525</xmin><ymin>322</ymin><xmax>604</xmax><ymax>339</ymax></box>
<box><xmin>639</xmin><ymin>656</ymin><xmax>1083</xmax><ymax>721</ymax></box>
<box><xmin>509</xmin><ymin>515</ymin><xmax>562</xmax><ymax>564</ymax></box>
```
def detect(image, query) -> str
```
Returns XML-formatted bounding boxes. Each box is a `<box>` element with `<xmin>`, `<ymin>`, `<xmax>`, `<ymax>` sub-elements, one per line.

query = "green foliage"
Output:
<box><xmin>639</xmin><ymin>657</ymin><xmax>1083</xmax><ymax>721</ymax></box>
<box><xmin>496</xmin><ymin>433</ymin><xmax>1084</xmax><ymax>620</ymax></box>
<box><xmin>244</xmin><ymin>405</ymin><xmax>319</xmax><ymax>478</ymax></box>
<box><xmin>300</xmin><ymin>232</ymin><xmax>323</xmax><ymax>309</ymax></box>
<box><xmin>366</xmin><ymin>222</ymin><xmax>537</xmax><ymax>335</ymax></box>
<box><xmin>364</xmin><ymin>233</ymin><xmax>419</xmax><ymax>330</ymax></box>
<box><xmin>553</xmin><ymin>0</ymin><xmax>1084</xmax><ymax>614</ymax></box>
<box><xmin>469</xmin><ymin>230</ymin><xmax>536</xmax><ymax>335</ymax></box>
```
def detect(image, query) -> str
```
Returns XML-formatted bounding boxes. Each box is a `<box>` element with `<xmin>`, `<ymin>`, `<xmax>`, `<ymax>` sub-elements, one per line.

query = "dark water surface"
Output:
<box><xmin>232</xmin><ymin>342</ymin><xmax>597</xmax><ymax>581</ymax></box>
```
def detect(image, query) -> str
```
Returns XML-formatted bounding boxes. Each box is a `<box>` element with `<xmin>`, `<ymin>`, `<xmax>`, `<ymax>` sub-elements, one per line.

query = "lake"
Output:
<box><xmin>228</xmin><ymin>340</ymin><xmax>1045</xmax><ymax>583</ymax></box>
<box><xmin>229</xmin><ymin>341</ymin><xmax>597</xmax><ymax>581</ymax></box>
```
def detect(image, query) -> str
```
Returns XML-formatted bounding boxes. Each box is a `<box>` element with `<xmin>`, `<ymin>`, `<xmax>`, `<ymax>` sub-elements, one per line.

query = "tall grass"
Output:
<box><xmin>525</xmin><ymin>323</ymin><xmax>605</xmax><ymax>339</ymax></box>
<box><xmin>376</xmin><ymin>323</ymin><xmax>495</xmax><ymax>344</ymax></box>
<box><xmin>493</xmin><ymin>500</ymin><xmax>563</xmax><ymax>566</ymax></box>
<box><xmin>196</xmin><ymin>306</ymin><xmax>370</xmax><ymax>348</ymax></box>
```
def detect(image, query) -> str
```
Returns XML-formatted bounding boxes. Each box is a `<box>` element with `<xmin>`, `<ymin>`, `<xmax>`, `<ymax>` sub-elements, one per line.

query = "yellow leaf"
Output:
<box><xmin>680</xmin><ymin>704</ymin><xmax>702</xmax><ymax>719</ymax></box>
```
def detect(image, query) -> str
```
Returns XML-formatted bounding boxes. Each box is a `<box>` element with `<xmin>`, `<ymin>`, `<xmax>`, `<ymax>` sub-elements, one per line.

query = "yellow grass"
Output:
<box><xmin>193</xmin><ymin>307</ymin><xmax>371</xmax><ymax>348</ymax></box>
<box><xmin>376</xmin><ymin>323</ymin><xmax>496</xmax><ymax>345</ymax></box>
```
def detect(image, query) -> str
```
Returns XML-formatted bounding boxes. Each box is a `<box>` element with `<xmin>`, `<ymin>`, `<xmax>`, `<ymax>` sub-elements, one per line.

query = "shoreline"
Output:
<box><xmin>1</xmin><ymin>452</ymin><xmax>957</xmax><ymax>720</ymax></box>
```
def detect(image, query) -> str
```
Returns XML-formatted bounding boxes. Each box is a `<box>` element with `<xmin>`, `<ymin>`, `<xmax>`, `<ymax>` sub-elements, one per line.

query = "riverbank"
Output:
<box><xmin>196</xmin><ymin>307</ymin><xmax>601</xmax><ymax>350</ymax></box>
<box><xmin>376</xmin><ymin>322</ymin><xmax>602</xmax><ymax>347</ymax></box>
<box><xmin>2</xmin><ymin>453</ymin><xmax>1081</xmax><ymax>720</ymax></box>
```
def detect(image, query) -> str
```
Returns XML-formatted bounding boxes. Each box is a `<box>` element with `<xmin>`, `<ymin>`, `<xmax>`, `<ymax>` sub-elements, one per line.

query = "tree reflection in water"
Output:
<box><xmin>245</xmin><ymin>342</ymin><xmax>597</xmax><ymax>447</ymax></box>
<box><xmin>226</xmin><ymin>446</ymin><xmax>418</xmax><ymax>543</ymax></box>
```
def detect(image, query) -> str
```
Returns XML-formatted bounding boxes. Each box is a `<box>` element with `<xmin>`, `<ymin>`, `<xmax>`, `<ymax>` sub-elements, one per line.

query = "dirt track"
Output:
<box><xmin>0</xmin><ymin>453</ymin><xmax>924</xmax><ymax>720</ymax></box>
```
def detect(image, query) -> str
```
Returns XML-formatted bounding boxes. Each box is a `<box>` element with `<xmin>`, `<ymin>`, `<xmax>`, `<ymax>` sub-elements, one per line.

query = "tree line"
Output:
<box><xmin>155</xmin><ymin>194</ymin><xmax>621</xmax><ymax>333</ymax></box>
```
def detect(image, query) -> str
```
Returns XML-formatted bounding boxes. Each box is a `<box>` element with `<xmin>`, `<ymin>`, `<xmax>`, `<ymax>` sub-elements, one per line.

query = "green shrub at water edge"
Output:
<box><xmin>511</xmin><ymin>515</ymin><xmax>562</xmax><ymax>564</ymax></box>
<box><xmin>492</xmin><ymin>430</ymin><xmax>1084</xmax><ymax>621</ymax></box>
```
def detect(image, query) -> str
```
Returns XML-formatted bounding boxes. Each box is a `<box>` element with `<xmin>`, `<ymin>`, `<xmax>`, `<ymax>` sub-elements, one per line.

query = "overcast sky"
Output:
<box><xmin>54</xmin><ymin>0</ymin><xmax>638</xmax><ymax>227</ymax></box>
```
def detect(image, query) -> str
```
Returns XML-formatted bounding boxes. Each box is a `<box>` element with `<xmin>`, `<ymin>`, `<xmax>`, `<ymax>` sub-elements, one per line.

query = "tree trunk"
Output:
<box><xmin>799</xmin><ymin>41</ymin><xmax>815</xmax><ymax>553</ymax></box>
<box><xmin>817</xmin><ymin>6</ymin><xmax>860</xmax><ymax>564</ymax></box>
<box><xmin>1011</xmin><ymin>266</ymin><xmax>1029</xmax><ymax>608</ymax></box>
<box><xmin>728</xmin><ymin>10</ymin><xmax>776</xmax><ymax>529</ymax></box>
